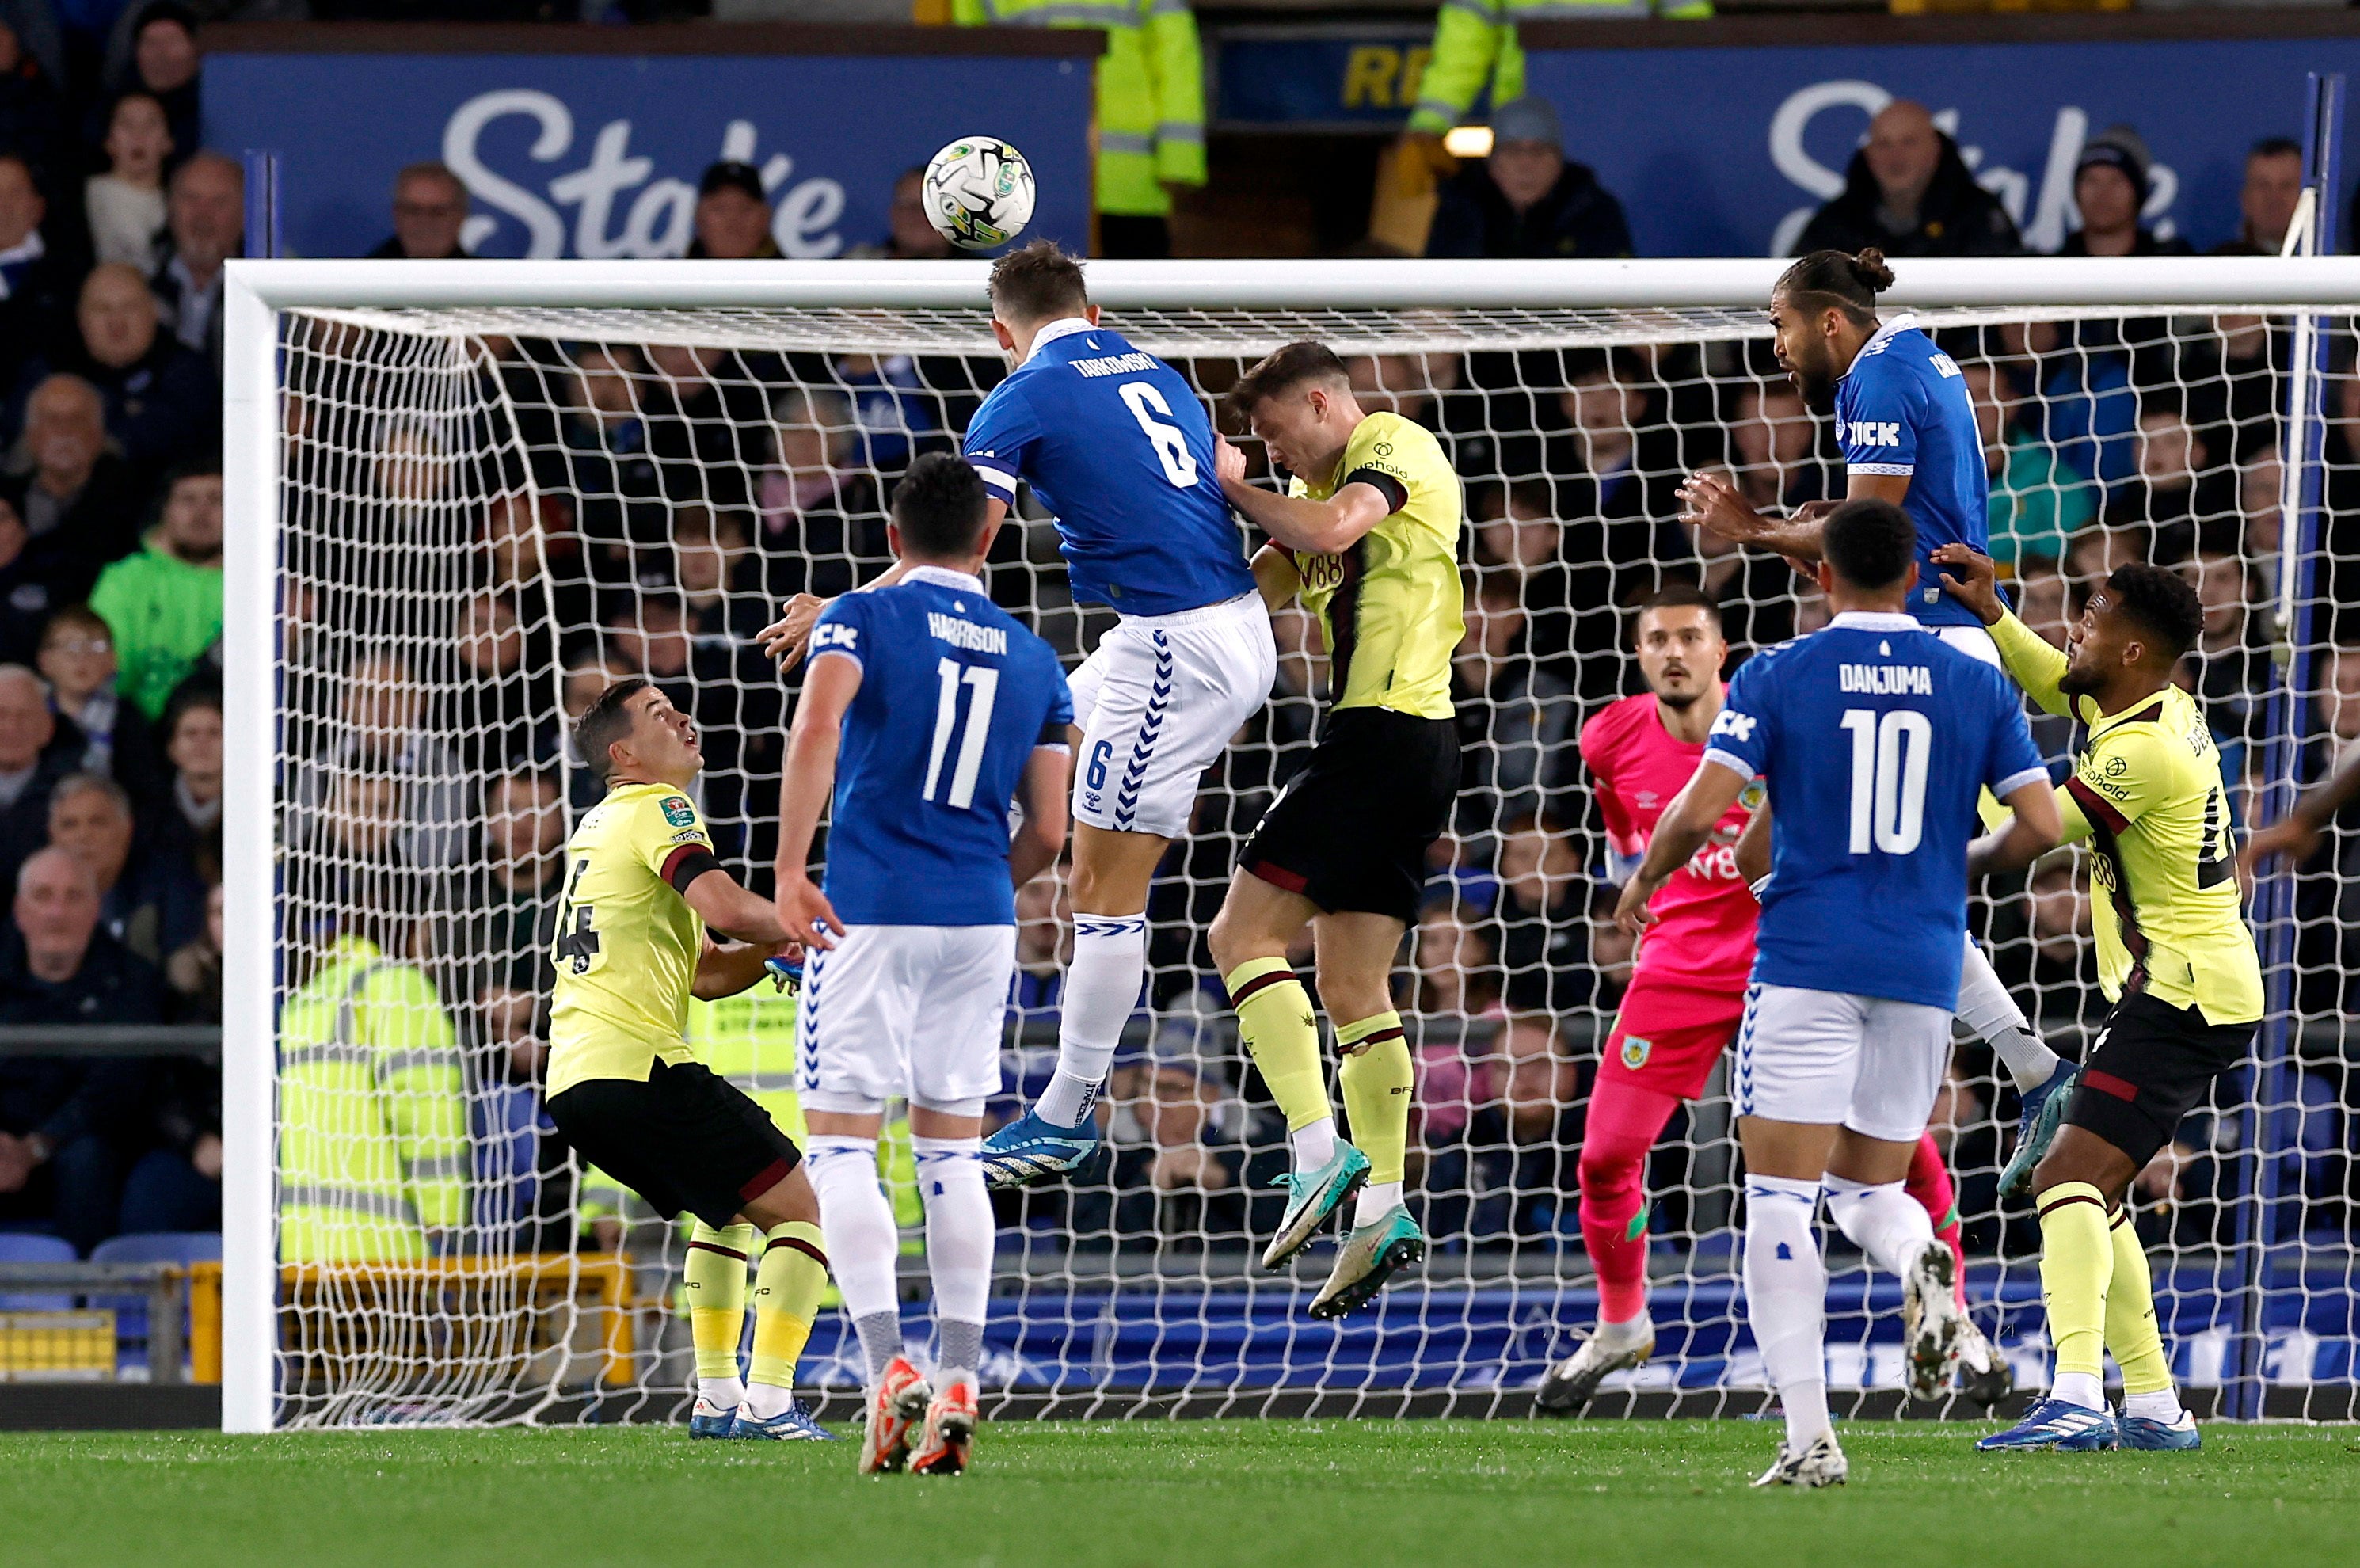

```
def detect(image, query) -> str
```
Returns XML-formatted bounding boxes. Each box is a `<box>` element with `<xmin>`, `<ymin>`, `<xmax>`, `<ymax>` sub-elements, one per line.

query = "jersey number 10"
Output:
<box><xmin>923</xmin><ymin>657</ymin><xmax>1002</xmax><ymax>809</ymax></box>
<box><xmin>1841</xmin><ymin>708</ymin><xmax>1932</xmax><ymax>855</ymax></box>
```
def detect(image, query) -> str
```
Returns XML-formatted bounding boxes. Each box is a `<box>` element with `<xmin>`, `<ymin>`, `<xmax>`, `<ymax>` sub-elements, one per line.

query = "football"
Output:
<box><xmin>922</xmin><ymin>135</ymin><xmax>1037</xmax><ymax>252</ymax></box>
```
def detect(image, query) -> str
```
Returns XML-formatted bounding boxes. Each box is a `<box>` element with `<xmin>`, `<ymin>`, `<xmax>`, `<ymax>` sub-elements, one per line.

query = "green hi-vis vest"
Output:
<box><xmin>954</xmin><ymin>0</ymin><xmax>1207</xmax><ymax>219</ymax></box>
<box><xmin>276</xmin><ymin>939</ymin><xmax>468</xmax><ymax>1264</ymax></box>
<box><xmin>1407</xmin><ymin>0</ymin><xmax>1713</xmax><ymax>137</ymax></box>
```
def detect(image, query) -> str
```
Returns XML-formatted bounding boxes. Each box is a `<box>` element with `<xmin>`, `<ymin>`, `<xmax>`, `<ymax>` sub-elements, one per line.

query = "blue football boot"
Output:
<box><xmin>980</xmin><ymin>1109</ymin><xmax>1100</xmax><ymax>1191</ymax></box>
<box><xmin>2116</xmin><ymin>1409</ymin><xmax>2201</xmax><ymax>1451</ymax></box>
<box><xmin>729</xmin><ymin>1399</ymin><xmax>839</xmax><ymax>1441</ymax></box>
<box><xmin>687</xmin><ymin>1390</ymin><xmax>739</xmax><ymax>1438</ymax></box>
<box><xmin>2000</xmin><ymin>1062</ymin><xmax>2080</xmax><ymax>1199</ymax></box>
<box><xmin>1974</xmin><ymin>1397</ymin><xmax>2120</xmax><ymax>1452</ymax></box>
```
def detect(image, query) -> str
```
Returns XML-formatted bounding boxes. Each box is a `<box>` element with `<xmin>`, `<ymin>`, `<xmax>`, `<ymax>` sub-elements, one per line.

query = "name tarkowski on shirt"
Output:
<box><xmin>928</xmin><ymin>612</ymin><xmax>1008</xmax><ymax>654</ymax></box>
<box><xmin>1840</xmin><ymin>663</ymin><xmax>1933</xmax><ymax>695</ymax></box>
<box><xmin>1069</xmin><ymin>351</ymin><xmax>1157</xmax><ymax>379</ymax></box>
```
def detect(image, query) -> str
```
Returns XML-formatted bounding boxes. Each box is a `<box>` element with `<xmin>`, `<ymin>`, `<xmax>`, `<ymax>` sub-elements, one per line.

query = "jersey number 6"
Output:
<box><xmin>1119</xmin><ymin>380</ymin><xmax>1200</xmax><ymax>489</ymax></box>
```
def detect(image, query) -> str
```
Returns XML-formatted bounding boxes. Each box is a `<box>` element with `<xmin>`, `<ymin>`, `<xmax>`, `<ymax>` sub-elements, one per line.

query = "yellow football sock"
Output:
<box><xmin>2105</xmin><ymin>1207</ymin><xmax>2174</xmax><ymax>1397</ymax></box>
<box><xmin>748</xmin><ymin>1220</ymin><xmax>828</xmax><ymax>1392</ymax></box>
<box><xmin>1337</xmin><ymin>1012</ymin><xmax>1414</xmax><ymax>1187</ymax></box>
<box><xmin>1225</xmin><ymin>957</ymin><xmax>1330</xmax><ymax>1132</ymax></box>
<box><xmin>685</xmin><ymin>1220</ymin><xmax>755</xmax><ymax>1382</ymax></box>
<box><xmin>2036</xmin><ymin>1181</ymin><xmax>2114</xmax><ymax>1383</ymax></box>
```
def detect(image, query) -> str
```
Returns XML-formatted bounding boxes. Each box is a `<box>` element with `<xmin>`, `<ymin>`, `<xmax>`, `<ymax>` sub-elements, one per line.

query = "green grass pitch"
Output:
<box><xmin>3</xmin><ymin>1419</ymin><xmax>2354</xmax><ymax>1568</ymax></box>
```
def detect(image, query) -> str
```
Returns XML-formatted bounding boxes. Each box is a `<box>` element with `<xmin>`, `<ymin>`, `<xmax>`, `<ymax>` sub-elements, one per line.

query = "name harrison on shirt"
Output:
<box><xmin>1839</xmin><ymin>663</ymin><xmax>1932</xmax><ymax>695</ymax></box>
<box><xmin>928</xmin><ymin>612</ymin><xmax>1008</xmax><ymax>654</ymax></box>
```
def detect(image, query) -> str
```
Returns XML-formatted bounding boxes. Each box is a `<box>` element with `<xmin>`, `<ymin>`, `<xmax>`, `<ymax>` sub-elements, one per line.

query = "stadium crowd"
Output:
<box><xmin>0</xmin><ymin>2</ymin><xmax>2350</xmax><ymax>1277</ymax></box>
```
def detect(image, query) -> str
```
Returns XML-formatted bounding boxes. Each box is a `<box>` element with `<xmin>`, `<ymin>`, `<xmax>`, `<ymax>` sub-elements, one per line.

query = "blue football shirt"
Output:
<box><xmin>1835</xmin><ymin>314</ymin><xmax>1990</xmax><ymax>630</ymax></box>
<box><xmin>1700</xmin><ymin>611</ymin><xmax>2047</xmax><ymax>1009</ymax></box>
<box><xmin>963</xmin><ymin>319</ymin><xmax>1256</xmax><ymax>616</ymax></box>
<box><xmin>806</xmin><ymin>566</ymin><xmax>1073</xmax><ymax>927</ymax></box>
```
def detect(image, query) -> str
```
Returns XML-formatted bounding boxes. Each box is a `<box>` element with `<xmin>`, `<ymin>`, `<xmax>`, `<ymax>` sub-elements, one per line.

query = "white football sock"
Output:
<box><xmin>2052</xmin><ymin>1371</ymin><xmax>2106</xmax><ymax>1412</ymax></box>
<box><xmin>1596</xmin><ymin>1309</ymin><xmax>1654</xmax><ymax>1345</ymax></box>
<box><xmin>913</xmin><ymin>1135</ymin><xmax>995</xmax><ymax>1381</ymax></box>
<box><xmin>1956</xmin><ymin>938</ymin><xmax>2063</xmax><ymax>1093</ymax></box>
<box><xmin>1353</xmin><ymin>1180</ymin><xmax>1403</xmax><ymax>1227</ymax></box>
<box><xmin>1035</xmin><ymin>913</ymin><xmax>1146</xmax><ymax>1128</ymax></box>
<box><xmin>698</xmin><ymin>1375</ymin><xmax>744</xmax><ymax>1409</ymax></box>
<box><xmin>2122</xmin><ymin>1388</ymin><xmax>2183</xmax><ymax>1423</ymax></box>
<box><xmin>1823</xmin><ymin>1174</ymin><xmax>1936</xmax><ymax>1278</ymax></box>
<box><xmin>1290</xmin><ymin>1115</ymin><xmax>1338</xmax><ymax>1171</ymax></box>
<box><xmin>806</xmin><ymin>1136</ymin><xmax>899</xmax><ymax>1324</ymax></box>
<box><xmin>1745</xmin><ymin>1174</ymin><xmax>1831</xmax><ymax>1448</ymax></box>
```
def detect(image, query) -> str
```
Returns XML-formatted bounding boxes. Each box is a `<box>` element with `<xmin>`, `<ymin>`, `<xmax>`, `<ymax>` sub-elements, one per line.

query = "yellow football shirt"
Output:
<box><xmin>1990</xmin><ymin>611</ymin><xmax>2264</xmax><ymax>1024</ymax></box>
<box><xmin>1285</xmin><ymin>410</ymin><xmax>1464</xmax><ymax>721</ymax></box>
<box><xmin>546</xmin><ymin>782</ymin><xmax>718</xmax><ymax>1098</ymax></box>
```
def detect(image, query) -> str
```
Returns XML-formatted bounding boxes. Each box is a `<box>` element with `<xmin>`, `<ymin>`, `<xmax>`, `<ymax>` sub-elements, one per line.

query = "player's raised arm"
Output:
<box><xmin>771</xmin><ymin>622</ymin><xmax>859</xmax><ymax>947</ymax></box>
<box><xmin>1216</xmin><ymin>432</ymin><xmax>1392</xmax><ymax>555</ymax></box>
<box><xmin>1933</xmin><ymin>542</ymin><xmax>2076</xmax><ymax>718</ymax></box>
<box><xmin>1966</xmin><ymin>776</ymin><xmax>2065</xmax><ymax>881</ymax></box>
<box><xmin>2244</xmin><ymin>744</ymin><xmax>2360</xmax><ymax>875</ymax></box>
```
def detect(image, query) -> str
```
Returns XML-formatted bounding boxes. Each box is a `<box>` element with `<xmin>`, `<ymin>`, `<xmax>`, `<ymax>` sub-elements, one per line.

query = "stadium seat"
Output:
<box><xmin>86</xmin><ymin>1233</ymin><xmax>223</xmax><ymax>1376</ymax></box>
<box><xmin>0</xmin><ymin>1232</ymin><xmax>78</xmax><ymax>1311</ymax></box>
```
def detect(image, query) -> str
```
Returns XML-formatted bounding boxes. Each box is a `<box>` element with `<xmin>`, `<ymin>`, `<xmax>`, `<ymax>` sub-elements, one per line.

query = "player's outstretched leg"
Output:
<box><xmin>2104</xmin><ymin>1207</ymin><xmax>2198</xmax><ymax>1450</ymax></box>
<box><xmin>1209</xmin><ymin>881</ymin><xmax>1365</xmax><ymax>1270</ymax></box>
<box><xmin>1309</xmin><ymin>1012</ymin><xmax>1424</xmax><ymax>1319</ymax></box>
<box><xmin>1955</xmin><ymin>936</ymin><xmax>2077</xmax><ymax>1198</ymax></box>
<box><xmin>684</xmin><ymin>1220</ymin><xmax>756</xmax><ymax>1437</ymax></box>
<box><xmin>1825</xmin><ymin>1170</ymin><xmax>1960</xmax><ymax>1402</ymax></box>
<box><xmin>1901</xmin><ymin>1134</ymin><xmax>2014</xmax><ymax>1410</ymax></box>
<box><xmin>983</xmin><ymin>892</ymin><xmax>1146</xmax><ymax>1189</ymax></box>
<box><xmin>1745</xmin><ymin>1173</ymin><xmax>1845</xmax><ymax>1488</ymax></box>
<box><xmin>1540</xmin><ymin>1077</ymin><xmax>1681</xmax><ymax>1413</ymax></box>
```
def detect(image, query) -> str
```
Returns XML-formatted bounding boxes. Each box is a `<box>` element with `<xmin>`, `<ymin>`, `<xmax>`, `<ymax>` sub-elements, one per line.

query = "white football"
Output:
<box><xmin>923</xmin><ymin>136</ymin><xmax>1037</xmax><ymax>253</ymax></box>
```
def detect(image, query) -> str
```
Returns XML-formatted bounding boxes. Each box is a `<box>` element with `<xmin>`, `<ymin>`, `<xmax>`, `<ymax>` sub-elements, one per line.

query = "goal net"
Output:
<box><xmin>227</xmin><ymin>260</ymin><xmax>2359</xmax><ymax>1428</ymax></box>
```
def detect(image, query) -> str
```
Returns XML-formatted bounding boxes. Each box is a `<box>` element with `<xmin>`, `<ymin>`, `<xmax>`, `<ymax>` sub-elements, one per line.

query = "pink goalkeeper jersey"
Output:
<box><xmin>1578</xmin><ymin>691</ymin><xmax>1760</xmax><ymax>991</ymax></box>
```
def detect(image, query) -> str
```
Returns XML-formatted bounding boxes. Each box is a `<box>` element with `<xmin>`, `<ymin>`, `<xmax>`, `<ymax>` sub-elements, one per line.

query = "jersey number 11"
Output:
<box><xmin>923</xmin><ymin>658</ymin><xmax>1001</xmax><ymax>809</ymax></box>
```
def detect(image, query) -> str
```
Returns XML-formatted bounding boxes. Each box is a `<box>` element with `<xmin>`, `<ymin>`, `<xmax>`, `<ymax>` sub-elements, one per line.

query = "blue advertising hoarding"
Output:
<box><xmin>201</xmin><ymin>48</ymin><xmax>1096</xmax><ymax>261</ymax></box>
<box><xmin>1518</xmin><ymin>37</ymin><xmax>2356</xmax><ymax>257</ymax></box>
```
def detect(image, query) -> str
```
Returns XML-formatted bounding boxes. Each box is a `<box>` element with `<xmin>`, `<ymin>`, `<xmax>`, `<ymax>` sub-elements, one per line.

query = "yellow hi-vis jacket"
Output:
<box><xmin>954</xmin><ymin>0</ymin><xmax>1208</xmax><ymax>219</ymax></box>
<box><xmin>276</xmin><ymin>938</ymin><xmax>468</xmax><ymax>1264</ymax></box>
<box><xmin>1406</xmin><ymin>0</ymin><xmax>1712</xmax><ymax>138</ymax></box>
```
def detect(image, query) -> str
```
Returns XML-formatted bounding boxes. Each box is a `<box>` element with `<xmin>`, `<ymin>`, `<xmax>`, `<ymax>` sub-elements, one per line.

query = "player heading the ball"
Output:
<box><xmin>1621</xmin><ymin>500</ymin><xmax>2061</xmax><ymax>1487</ymax></box>
<box><xmin>1681</xmin><ymin>246</ymin><xmax>2077</xmax><ymax>1157</ymax></box>
<box><xmin>777</xmin><ymin>454</ymin><xmax>1074</xmax><ymax>1475</ymax></box>
<box><xmin>761</xmin><ymin>241</ymin><xmax>1276</xmax><ymax>1193</ymax></box>
<box><xmin>1206</xmin><ymin>341</ymin><xmax>1464</xmax><ymax>1319</ymax></box>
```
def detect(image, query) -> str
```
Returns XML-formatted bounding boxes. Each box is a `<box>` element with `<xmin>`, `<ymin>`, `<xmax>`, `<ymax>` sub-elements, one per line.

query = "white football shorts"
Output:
<box><xmin>1732</xmin><ymin>982</ymin><xmax>1953</xmax><ymax>1144</ymax></box>
<box><xmin>1067</xmin><ymin>592</ymin><xmax>1277</xmax><ymax>839</ymax></box>
<box><xmin>1936</xmin><ymin>622</ymin><xmax>2003</xmax><ymax>668</ymax></box>
<box><xmin>795</xmin><ymin>923</ymin><xmax>1016</xmax><ymax>1117</ymax></box>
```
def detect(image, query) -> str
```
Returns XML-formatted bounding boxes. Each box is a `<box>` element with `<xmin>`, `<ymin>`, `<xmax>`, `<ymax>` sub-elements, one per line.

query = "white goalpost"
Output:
<box><xmin>222</xmin><ymin>255</ymin><xmax>2360</xmax><ymax>1433</ymax></box>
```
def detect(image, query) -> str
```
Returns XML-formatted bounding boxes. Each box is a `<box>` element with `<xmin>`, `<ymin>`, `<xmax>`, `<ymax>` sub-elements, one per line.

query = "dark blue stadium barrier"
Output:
<box><xmin>801</xmin><ymin>1260</ymin><xmax>2358</xmax><ymax>1392</ymax></box>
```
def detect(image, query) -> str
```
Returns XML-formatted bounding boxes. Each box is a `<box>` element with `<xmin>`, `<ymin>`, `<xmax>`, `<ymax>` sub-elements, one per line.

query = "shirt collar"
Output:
<box><xmin>1828</xmin><ymin>611</ymin><xmax>1923</xmax><ymax>632</ymax></box>
<box><xmin>904</xmin><ymin>564</ymin><xmax>985</xmax><ymax>592</ymax></box>
<box><xmin>1841</xmin><ymin>312</ymin><xmax>1919</xmax><ymax>384</ymax></box>
<box><xmin>1023</xmin><ymin>316</ymin><xmax>1097</xmax><ymax>364</ymax></box>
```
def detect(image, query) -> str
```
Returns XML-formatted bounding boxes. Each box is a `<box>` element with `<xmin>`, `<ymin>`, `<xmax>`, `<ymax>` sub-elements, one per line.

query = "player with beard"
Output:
<box><xmin>1676</xmin><ymin>247</ymin><xmax>2076</xmax><ymax>1220</ymax></box>
<box><xmin>1538</xmin><ymin>584</ymin><xmax>2011</xmax><ymax>1412</ymax></box>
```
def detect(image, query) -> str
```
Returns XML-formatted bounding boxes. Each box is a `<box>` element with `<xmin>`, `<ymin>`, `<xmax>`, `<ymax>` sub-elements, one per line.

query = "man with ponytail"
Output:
<box><xmin>1677</xmin><ymin>248</ymin><xmax>2082</xmax><ymax>1402</ymax></box>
